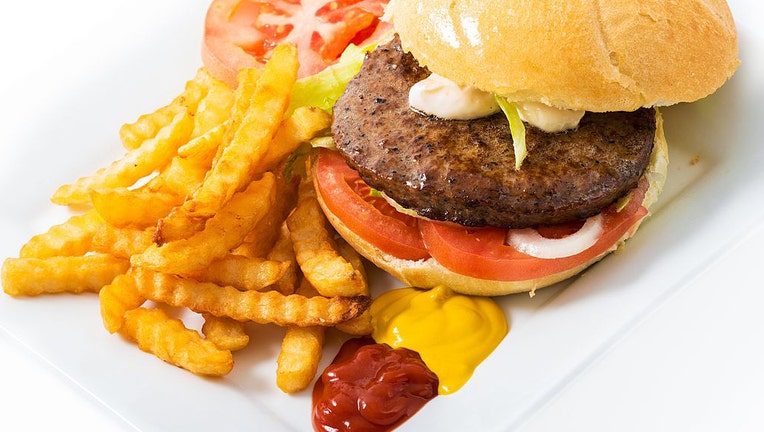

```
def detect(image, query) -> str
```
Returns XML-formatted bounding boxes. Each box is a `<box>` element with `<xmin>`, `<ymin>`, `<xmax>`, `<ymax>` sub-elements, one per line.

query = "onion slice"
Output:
<box><xmin>506</xmin><ymin>214</ymin><xmax>604</xmax><ymax>259</ymax></box>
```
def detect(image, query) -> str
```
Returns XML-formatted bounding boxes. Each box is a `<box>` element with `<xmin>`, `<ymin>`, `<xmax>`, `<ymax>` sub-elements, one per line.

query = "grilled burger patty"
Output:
<box><xmin>332</xmin><ymin>37</ymin><xmax>657</xmax><ymax>228</ymax></box>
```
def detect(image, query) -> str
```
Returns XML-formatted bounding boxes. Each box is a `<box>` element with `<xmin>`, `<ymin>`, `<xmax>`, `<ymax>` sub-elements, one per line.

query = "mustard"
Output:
<box><xmin>370</xmin><ymin>285</ymin><xmax>508</xmax><ymax>394</ymax></box>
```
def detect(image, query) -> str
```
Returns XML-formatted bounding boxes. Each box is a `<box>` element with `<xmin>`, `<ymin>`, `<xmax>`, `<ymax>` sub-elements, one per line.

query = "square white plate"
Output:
<box><xmin>1</xmin><ymin>1</ymin><xmax>762</xmax><ymax>431</ymax></box>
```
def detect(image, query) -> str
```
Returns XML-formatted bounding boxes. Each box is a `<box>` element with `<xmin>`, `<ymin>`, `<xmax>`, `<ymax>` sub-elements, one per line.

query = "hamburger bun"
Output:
<box><xmin>316</xmin><ymin>110</ymin><xmax>668</xmax><ymax>296</ymax></box>
<box><xmin>388</xmin><ymin>0</ymin><xmax>739</xmax><ymax>112</ymax></box>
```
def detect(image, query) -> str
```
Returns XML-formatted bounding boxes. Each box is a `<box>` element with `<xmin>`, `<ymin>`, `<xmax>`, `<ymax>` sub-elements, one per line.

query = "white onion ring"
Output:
<box><xmin>505</xmin><ymin>214</ymin><xmax>604</xmax><ymax>259</ymax></box>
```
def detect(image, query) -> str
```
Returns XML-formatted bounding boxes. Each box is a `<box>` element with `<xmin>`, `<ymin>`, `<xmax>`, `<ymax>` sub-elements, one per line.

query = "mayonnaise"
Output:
<box><xmin>408</xmin><ymin>74</ymin><xmax>585</xmax><ymax>132</ymax></box>
<box><xmin>515</xmin><ymin>101</ymin><xmax>585</xmax><ymax>133</ymax></box>
<box><xmin>370</xmin><ymin>285</ymin><xmax>508</xmax><ymax>394</ymax></box>
<box><xmin>408</xmin><ymin>73</ymin><xmax>500</xmax><ymax>120</ymax></box>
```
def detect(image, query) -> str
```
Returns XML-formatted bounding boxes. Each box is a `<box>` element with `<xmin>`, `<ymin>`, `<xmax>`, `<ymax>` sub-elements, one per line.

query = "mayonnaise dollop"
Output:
<box><xmin>408</xmin><ymin>73</ymin><xmax>500</xmax><ymax>120</ymax></box>
<box><xmin>516</xmin><ymin>101</ymin><xmax>585</xmax><ymax>133</ymax></box>
<box><xmin>408</xmin><ymin>74</ymin><xmax>585</xmax><ymax>132</ymax></box>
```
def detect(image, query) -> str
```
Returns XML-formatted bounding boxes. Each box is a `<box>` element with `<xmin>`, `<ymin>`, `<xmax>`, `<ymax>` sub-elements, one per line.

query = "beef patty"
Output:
<box><xmin>332</xmin><ymin>37</ymin><xmax>657</xmax><ymax>228</ymax></box>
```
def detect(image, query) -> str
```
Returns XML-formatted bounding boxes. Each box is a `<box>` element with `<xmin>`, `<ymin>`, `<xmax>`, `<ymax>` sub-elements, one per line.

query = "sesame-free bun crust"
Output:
<box><xmin>315</xmin><ymin>110</ymin><xmax>668</xmax><ymax>296</ymax></box>
<box><xmin>389</xmin><ymin>0</ymin><xmax>739</xmax><ymax>112</ymax></box>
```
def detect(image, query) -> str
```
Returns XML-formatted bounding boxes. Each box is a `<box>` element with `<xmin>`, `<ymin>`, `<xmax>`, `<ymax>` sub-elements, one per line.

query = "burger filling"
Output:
<box><xmin>331</xmin><ymin>36</ymin><xmax>656</xmax><ymax>229</ymax></box>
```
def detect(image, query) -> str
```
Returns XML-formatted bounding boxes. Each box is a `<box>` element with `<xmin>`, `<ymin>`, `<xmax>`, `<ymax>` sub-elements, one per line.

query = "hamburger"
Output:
<box><xmin>312</xmin><ymin>0</ymin><xmax>739</xmax><ymax>295</ymax></box>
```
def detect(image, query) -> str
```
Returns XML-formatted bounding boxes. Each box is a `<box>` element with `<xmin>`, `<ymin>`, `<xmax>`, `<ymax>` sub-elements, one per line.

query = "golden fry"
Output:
<box><xmin>253</xmin><ymin>106</ymin><xmax>331</xmax><ymax>173</ymax></box>
<box><xmin>181</xmin><ymin>44</ymin><xmax>298</xmax><ymax>218</ymax></box>
<box><xmin>190</xmin><ymin>254</ymin><xmax>290</xmax><ymax>291</ymax></box>
<box><xmin>148</xmin><ymin>122</ymin><xmax>227</xmax><ymax>198</ymax></box>
<box><xmin>201</xmin><ymin>313</ymin><xmax>250</xmax><ymax>351</ymax></box>
<box><xmin>52</xmin><ymin>110</ymin><xmax>194</xmax><ymax>206</ymax></box>
<box><xmin>131</xmin><ymin>267</ymin><xmax>370</xmax><ymax>327</ymax></box>
<box><xmin>334</xmin><ymin>239</ymin><xmax>372</xmax><ymax>336</ymax></box>
<box><xmin>287</xmin><ymin>177</ymin><xmax>367</xmax><ymax>297</ymax></box>
<box><xmin>266</xmin><ymin>222</ymin><xmax>300</xmax><ymax>295</ymax></box>
<box><xmin>152</xmin><ymin>207</ymin><xmax>206</xmax><ymax>245</ymax></box>
<box><xmin>122</xmin><ymin>307</ymin><xmax>233</xmax><ymax>377</ymax></box>
<box><xmin>90</xmin><ymin>188</ymin><xmax>182</xmax><ymax>228</ymax></box>
<box><xmin>231</xmin><ymin>173</ymin><xmax>297</xmax><ymax>259</ymax></box>
<box><xmin>99</xmin><ymin>272</ymin><xmax>145</xmax><ymax>333</ymax></box>
<box><xmin>132</xmin><ymin>173</ymin><xmax>277</xmax><ymax>274</ymax></box>
<box><xmin>119</xmin><ymin>68</ymin><xmax>229</xmax><ymax>150</ymax></box>
<box><xmin>191</xmin><ymin>73</ymin><xmax>235</xmax><ymax>138</ymax></box>
<box><xmin>19</xmin><ymin>210</ymin><xmax>103</xmax><ymax>259</ymax></box>
<box><xmin>2</xmin><ymin>254</ymin><xmax>129</xmax><ymax>297</ymax></box>
<box><xmin>276</xmin><ymin>279</ymin><xmax>325</xmax><ymax>393</ymax></box>
<box><xmin>91</xmin><ymin>224</ymin><xmax>154</xmax><ymax>259</ymax></box>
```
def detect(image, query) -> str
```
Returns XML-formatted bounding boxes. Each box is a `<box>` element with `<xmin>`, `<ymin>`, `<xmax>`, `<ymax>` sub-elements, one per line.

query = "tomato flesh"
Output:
<box><xmin>314</xmin><ymin>149</ymin><xmax>430</xmax><ymax>261</ymax></box>
<box><xmin>203</xmin><ymin>0</ymin><xmax>390</xmax><ymax>87</ymax></box>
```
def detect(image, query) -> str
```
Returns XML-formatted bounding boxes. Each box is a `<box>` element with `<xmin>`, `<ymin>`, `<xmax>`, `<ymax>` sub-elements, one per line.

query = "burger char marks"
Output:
<box><xmin>332</xmin><ymin>36</ymin><xmax>656</xmax><ymax>228</ymax></box>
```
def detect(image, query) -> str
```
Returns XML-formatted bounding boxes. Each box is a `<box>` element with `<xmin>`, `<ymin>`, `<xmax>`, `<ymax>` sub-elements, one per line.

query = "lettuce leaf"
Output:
<box><xmin>494</xmin><ymin>96</ymin><xmax>527</xmax><ymax>170</ymax></box>
<box><xmin>288</xmin><ymin>43</ymin><xmax>373</xmax><ymax>116</ymax></box>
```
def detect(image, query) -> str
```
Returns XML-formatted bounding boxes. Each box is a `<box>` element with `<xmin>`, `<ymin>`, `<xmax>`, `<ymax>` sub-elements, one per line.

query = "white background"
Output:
<box><xmin>1</xmin><ymin>1</ymin><xmax>763</xmax><ymax>431</ymax></box>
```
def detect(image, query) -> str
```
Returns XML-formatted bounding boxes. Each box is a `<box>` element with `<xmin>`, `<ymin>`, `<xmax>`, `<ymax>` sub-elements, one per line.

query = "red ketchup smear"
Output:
<box><xmin>312</xmin><ymin>337</ymin><xmax>439</xmax><ymax>432</ymax></box>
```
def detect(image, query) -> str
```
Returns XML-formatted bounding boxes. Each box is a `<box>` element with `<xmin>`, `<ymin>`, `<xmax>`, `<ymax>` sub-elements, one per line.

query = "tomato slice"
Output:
<box><xmin>314</xmin><ymin>148</ymin><xmax>430</xmax><ymax>261</ymax></box>
<box><xmin>418</xmin><ymin>183</ymin><xmax>649</xmax><ymax>281</ymax></box>
<box><xmin>203</xmin><ymin>0</ymin><xmax>390</xmax><ymax>87</ymax></box>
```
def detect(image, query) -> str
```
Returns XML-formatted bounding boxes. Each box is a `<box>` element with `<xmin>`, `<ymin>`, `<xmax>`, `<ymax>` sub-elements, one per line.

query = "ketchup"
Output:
<box><xmin>312</xmin><ymin>337</ymin><xmax>439</xmax><ymax>432</ymax></box>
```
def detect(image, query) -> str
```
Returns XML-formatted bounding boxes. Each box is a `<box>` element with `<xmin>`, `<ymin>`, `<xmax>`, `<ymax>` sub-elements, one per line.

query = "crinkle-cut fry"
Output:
<box><xmin>131</xmin><ymin>267</ymin><xmax>370</xmax><ymax>327</ymax></box>
<box><xmin>189</xmin><ymin>255</ymin><xmax>290</xmax><ymax>292</ymax></box>
<box><xmin>267</xmin><ymin>222</ymin><xmax>299</xmax><ymax>295</ymax></box>
<box><xmin>2</xmin><ymin>254</ymin><xmax>129</xmax><ymax>297</ymax></box>
<box><xmin>91</xmin><ymin>225</ymin><xmax>154</xmax><ymax>259</ymax></box>
<box><xmin>334</xmin><ymin>239</ymin><xmax>372</xmax><ymax>336</ymax></box>
<box><xmin>121</xmin><ymin>307</ymin><xmax>233</xmax><ymax>377</ymax></box>
<box><xmin>276</xmin><ymin>279</ymin><xmax>325</xmax><ymax>393</ymax></box>
<box><xmin>231</xmin><ymin>173</ymin><xmax>297</xmax><ymax>259</ymax></box>
<box><xmin>220</xmin><ymin>67</ymin><xmax>261</xmax><ymax>154</ymax></box>
<box><xmin>52</xmin><ymin>110</ymin><xmax>195</xmax><ymax>206</ymax></box>
<box><xmin>287</xmin><ymin>177</ymin><xmax>367</xmax><ymax>297</ymax></box>
<box><xmin>147</xmin><ymin>121</ymin><xmax>227</xmax><ymax>198</ymax></box>
<box><xmin>131</xmin><ymin>173</ymin><xmax>277</xmax><ymax>274</ymax></box>
<box><xmin>202</xmin><ymin>313</ymin><xmax>250</xmax><ymax>351</ymax></box>
<box><xmin>119</xmin><ymin>68</ymin><xmax>211</xmax><ymax>150</ymax></box>
<box><xmin>252</xmin><ymin>106</ymin><xmax>331</xmax><ymax>173</ymax></box>
<box><xmin>19</xmin><ymin>210</ymin><xmax>103</xmax><ymax>259</ymax></box>
<box><xmin>99</xmin><ymin>272</ymin><xmax>145</xmax><ymax>333</ymax></box>
<box><xmin>178</xmin><ymin>121</ymin><xmax>226</xmax><ymax>163</ymax></box>
<box><xmin>192</xmin><ymin>74</ymin><xmax>235</xmax><ymax>138</ymax></box>
<box><xmin>152</xmin><ymin>207</ymin><xmax>207</xmax><ymax>246</ymax></box>
<box><xmin>181</xmin><ymin>44</ymin><xmax>298</xmax><ymax>218</ymax></box>
<box><xmin>90</xmin><ymin>188</ymin><xmax>182</xmax><ymax>228</ymax></box>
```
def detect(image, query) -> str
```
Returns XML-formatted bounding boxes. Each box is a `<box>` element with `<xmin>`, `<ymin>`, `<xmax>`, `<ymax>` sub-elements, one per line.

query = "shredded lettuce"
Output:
<box><xmin>494</xmin><ymin>96</ymin><xmax>527</xmax><ymax>170</ymax></box>
<box><xmin>288</xmin><ymin>43</ymin><xmax>374</xmax><ymax>117</ymax></box>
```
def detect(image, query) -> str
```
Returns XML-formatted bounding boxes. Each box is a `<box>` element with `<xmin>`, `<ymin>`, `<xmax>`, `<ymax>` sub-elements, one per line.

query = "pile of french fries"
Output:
<box><xmin>1</xmin><ymin>44</ymin><xmax>372</xmax><ymax>392</ymax></box>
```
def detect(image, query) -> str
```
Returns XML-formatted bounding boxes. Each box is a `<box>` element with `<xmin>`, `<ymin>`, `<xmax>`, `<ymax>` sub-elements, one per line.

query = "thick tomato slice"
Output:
<box><xmin>203</xmin><ymin>0</ymin><xmax>390</xmax><ymax>87</ymax></box>
<box><xmin>418</xmin><ymin>183</ymin><xmax>649</xmax><ymax>282</ymax></box>
<box><xmin>314</xmin><ymin>149</ymin><xmax>430</xmax><ymax>261</ymax></box>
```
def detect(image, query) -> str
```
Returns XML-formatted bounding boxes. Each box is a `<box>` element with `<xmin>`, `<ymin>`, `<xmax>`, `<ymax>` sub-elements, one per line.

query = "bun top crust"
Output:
<box><xmin>388</xmin><ymin>0</ymin><xmax>739</xmax><ymax>112</ymax></box>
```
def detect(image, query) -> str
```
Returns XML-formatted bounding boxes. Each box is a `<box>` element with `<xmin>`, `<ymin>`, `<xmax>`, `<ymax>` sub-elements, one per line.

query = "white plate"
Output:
<box><xmin>1</xmin><ymin>1</ymin><xmax>763</xmax><ymax>431</ymax></box>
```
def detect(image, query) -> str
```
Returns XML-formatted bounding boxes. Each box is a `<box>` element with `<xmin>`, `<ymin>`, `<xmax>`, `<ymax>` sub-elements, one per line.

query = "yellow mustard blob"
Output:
<box><xmin>370</xmin><ymin>285</ymin><xmax>508</xmax><ymax>394</ymax></box>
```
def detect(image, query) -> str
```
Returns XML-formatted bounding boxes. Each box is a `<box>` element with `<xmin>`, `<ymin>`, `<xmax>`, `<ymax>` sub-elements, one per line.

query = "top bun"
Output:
<box><xmin>388</xmin><ymin>0</ymin><xmax>739</xmax><ymax>112</ymax></box>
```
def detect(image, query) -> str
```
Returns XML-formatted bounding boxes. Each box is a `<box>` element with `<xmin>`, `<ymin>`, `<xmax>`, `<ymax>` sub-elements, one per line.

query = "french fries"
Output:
<box><xmin>3</xmin><ymin>44</ymin><xmax>372</xmax><ymax>389</ymax></box>
<box><xmin>276</xmin><ymin>279</ymin><xmax>325</xmax><ymax>393</ymax></box>
<box><xmin>2</xmin><ymin>254</ymin><xmax>129</xmax><ymax>297</ymax></box>
<box><xmin>131</xmin><ymin>267</ymin><xmax>369</xmax><ymax>327</ymax></box>
<box><xmin>19</xmin><ymin>210</ymin><xmax>103</xmax><ymax>259</ymax></box>
<box><xmin>201</xmin><ymin>314</ymin><xmax>250</xmax><ymax>351</ymax></box>
<box><xmin>122</xmin><ymin>307</ymin><xmax>234</xmax><ymax>377</ymax></box>
<box><xmin>287</xmin><ymin>176</ymin><xmax>367</xmax><ymax>297</ymax></box>
<box><xmin>180</xmin><ymin>44</ymin><xmax>298</xmax><ymax>218</ymax></box>
<box><xmin>132</xmin><ymin>173</ymin><xmax>277</xmax><ymax>274</ymax></box>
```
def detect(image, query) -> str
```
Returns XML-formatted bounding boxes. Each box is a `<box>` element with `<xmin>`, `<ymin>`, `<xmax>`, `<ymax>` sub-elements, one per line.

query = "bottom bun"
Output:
<box><xmin>316</xmin><ymin>110</ymin><xmax>668</xmax><ymax>296</ymax></box>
